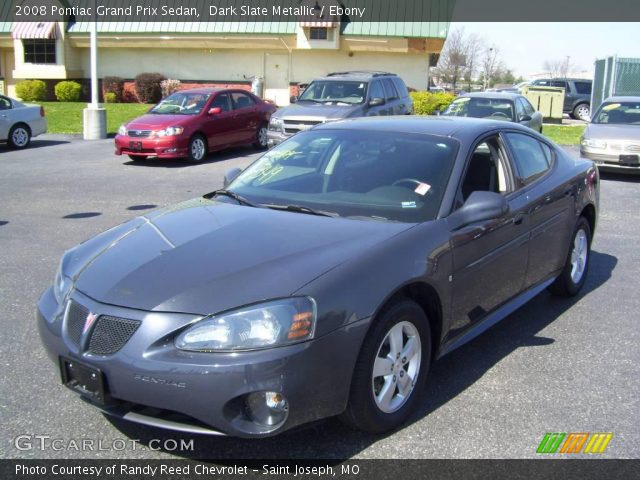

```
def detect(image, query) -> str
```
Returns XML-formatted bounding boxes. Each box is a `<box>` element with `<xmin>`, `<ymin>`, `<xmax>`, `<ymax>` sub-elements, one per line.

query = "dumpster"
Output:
<box><xmin>522</xmin><ymin>85</ymin><xmax>565</xmax><ymax>124</ymax></box>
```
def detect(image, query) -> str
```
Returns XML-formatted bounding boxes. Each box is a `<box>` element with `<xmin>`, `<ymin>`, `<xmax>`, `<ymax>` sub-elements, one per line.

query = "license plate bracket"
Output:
<box><xmin>59</xmin><ymin>357</ymin><xmax>107</xmax><ymax>405</ymax></box>
<box><xmin>129</xmin><ymin>141</ymin><xmax>143</xmax><ymax>151</ymax></box>
<box><xmin>619</xmin><ymin>154</ymin><xmax>639</xmax><ymax>166</ymax></box>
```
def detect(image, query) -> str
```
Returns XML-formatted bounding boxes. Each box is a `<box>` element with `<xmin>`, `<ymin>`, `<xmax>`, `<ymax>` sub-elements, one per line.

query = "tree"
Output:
<box><xmin>543</xmin><ymin>57</ymin><xmax>573</xmax><ymax>78</ymax></box>
<box><xmin>463</xmin><ymin>33</ymin><xmax>483</xmax><ymax>90</ymax></box>
<box><xmin>433</xmin><ymin>29</ymin><xmax>469</xmax><ymax>90</ymax></box>
<box><xmin>481</xmin><ymin>45</ymin><xmax>501</xmax><ymax>89</ymax></box>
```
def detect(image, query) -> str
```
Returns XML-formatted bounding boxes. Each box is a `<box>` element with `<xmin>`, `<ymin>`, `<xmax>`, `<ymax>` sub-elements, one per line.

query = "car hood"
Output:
<box><xmin>584</xmin><ymin>123</ymin><xmax>640</xmax><ymax>141</ymax></box>
<box><xmin>66</xmin><ymin>198</ymin><xmax>411</xmax><ymax>315</ymax></box>
<box><xmin>126</xmin><ymin>113</ymin><xmax>191</xmax><ymax>130</ymax></box>
<box><xmin>274</xmin><ymin>102</ymin><xmax>361</xmax><ymax>120</ymax></box>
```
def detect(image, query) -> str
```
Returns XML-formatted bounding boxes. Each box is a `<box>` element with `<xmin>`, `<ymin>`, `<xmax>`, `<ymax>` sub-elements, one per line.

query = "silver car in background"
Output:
<box><xmin>0</xmin><ymin>94</ymin><xmax>47</xmax><ymax>149</ymax></box>
<box><xmin>580</xmin><ymin>96</ymin><xmax>640</xmax><ymax>173</ymax></box>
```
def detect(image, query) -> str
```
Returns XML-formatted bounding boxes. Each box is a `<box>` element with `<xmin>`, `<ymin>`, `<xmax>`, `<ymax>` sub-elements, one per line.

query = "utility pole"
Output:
<box><xmin>83</xmin><ymin>2</ymin><xmax>107</xmax><ymax>139</ymax></box>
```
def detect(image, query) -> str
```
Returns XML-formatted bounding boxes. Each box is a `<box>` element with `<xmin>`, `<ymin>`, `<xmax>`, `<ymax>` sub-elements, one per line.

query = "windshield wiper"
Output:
<box><xmin>208</xmin><ymin>189</ymin><xmax>259</xmax><ymax>208</ymax></box>
<box><xmin>263</xmin><ymin>204</ymin><xmax>338</xmax><ymax>217</ymax></box>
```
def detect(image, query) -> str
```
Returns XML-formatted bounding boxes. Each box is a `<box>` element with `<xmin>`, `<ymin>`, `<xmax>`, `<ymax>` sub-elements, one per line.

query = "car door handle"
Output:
<box><xmin>512</xmin><ymin>213</ymin><xmax>525</xmax><ymax>225</ymax></box>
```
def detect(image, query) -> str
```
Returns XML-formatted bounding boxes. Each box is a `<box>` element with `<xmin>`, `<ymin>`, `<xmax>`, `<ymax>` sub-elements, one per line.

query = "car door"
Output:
<box><xmin>391</xmin><ymin>77</ymin><xmax>411</xmax><ymax>114</ymax></box>
<box><xmin>230</xmin><ymin>91</ymin><xmax>260</xmax><ymax>144</ymax></box>
<box><xmin>503</xmin><ymin>131</ymin><xmax>574</xmax><ymax>289</ymax></box>
<box><xmin>0</xmin><ymin>95</ymin><xmax>13</xmax><ymax>140</ymax></box>
<box><xmin>447</xmin><ymin>134</ymin><xmax>531</xmax><ymax>339</ymax></box>
<box><xmin>551</xmin><ymin>80</ymin><xmax>571</xmax><ymax>111</ymax></box>
<box><xmin>381</xmin><ymin>78</ymin><xmax>399</xmax><ymax>115</ymax></box>
<box><xmin>202</xmin><ymin>92</ymin><xmax>240</xmax><ymax>149</ymax></box>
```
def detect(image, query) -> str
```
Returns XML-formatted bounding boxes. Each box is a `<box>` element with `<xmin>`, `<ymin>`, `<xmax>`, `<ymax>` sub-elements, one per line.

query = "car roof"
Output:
<box><xmin>603</xmin><ymin>96</ymin><xmax>640</xmax><ymax>103</ymax></box>
<box><xmin>459</xmin><ymin>92</ymin><xmax>520</xmax><ymax>100</ymax></box>
<box><xmin>174</xmin><ymin>87</ymin><xmax>242</xmax><ymax>94</ymax></box>
<box><xmin>314</xmin><ymin>71</ymin><xmax>397</xmax><ymax>81</ymax></box>
<box><xmin>313</xmin><ymin>115</ymin><xmax>533</xmax><ymax>139</ymax></box>
<box><xmin>533</xmin><ymin>78</ymin><xmax>592</xmax><ymax>82</ymax></box>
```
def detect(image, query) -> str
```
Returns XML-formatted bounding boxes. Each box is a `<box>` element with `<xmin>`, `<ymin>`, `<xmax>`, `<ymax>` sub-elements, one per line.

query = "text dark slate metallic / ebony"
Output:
<box><xmin>39</xmin><ymin>116</ymin><xmax>599</xmax><ymax>437</ymax></box>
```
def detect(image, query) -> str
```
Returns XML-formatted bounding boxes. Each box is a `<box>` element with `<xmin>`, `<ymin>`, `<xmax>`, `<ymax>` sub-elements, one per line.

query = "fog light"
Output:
<box><xmin>165</xmin><ymin>148</ymin><xmax>177</xmax><ymax>153</ymax></box>
<box><xmin>245</xmin><ymin>391</ymin><xmax>289</xmax><ymax>427</ymax></box>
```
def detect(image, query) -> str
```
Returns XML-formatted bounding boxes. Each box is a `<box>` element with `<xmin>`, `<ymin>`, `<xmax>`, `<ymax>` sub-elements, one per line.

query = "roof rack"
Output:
<box><xmin>326</xmin><ymin>71</ymin><xmax>397</xmax><ymax>78</ymax></box>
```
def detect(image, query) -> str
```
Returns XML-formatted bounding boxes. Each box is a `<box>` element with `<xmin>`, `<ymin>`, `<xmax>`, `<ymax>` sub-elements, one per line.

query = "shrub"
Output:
<box><xmin>54</xmin><ymin>81</ymin><xmax>83</xmax><ymax>102</ymax></box>
<box><xmin>134</xmin><ymin>72</ymin><xmax>166</xmax><ymax>103</ymax></box>
<box><xmin>410</xmin><ymin>91</ymin><xmax>456</xmax><ymax>115</ymax></box>
<box><xmin>104</xmin><ymin>92</ymin><xmax>117</xmax><ymax>103</ymax></box>
<box><xmin>15</xmin><ymin>79</ymin><xmax>47</xmax><ymax>102</ymax></box>
<box><xmin>102</xmin><ymin>76</ymin><xmax>123</xmax><ymax>101</ymax></box>
<box><xmin>160</xmin><ymin>79</ymin><xmax>182</xmax><ymax>98</ymax></box>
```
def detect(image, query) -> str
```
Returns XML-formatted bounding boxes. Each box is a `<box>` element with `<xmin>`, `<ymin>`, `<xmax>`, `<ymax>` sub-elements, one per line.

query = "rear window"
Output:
<box><xmin>574</xmin><ymin>81</ymin><xmax>592</xmax><ymax>95</ymax></box>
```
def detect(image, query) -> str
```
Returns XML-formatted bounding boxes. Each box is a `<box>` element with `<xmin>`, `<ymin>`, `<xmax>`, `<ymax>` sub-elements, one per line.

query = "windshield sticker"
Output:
<box><xmin>603</xmin><ymin>103</ymin><xmax>621</xmax><ymax>111</ymax></box>
<box><xmin>414</xmin><ymin>183</ymin><xmax>431</xmax><ymax>196</ymax></box>
<box><xmin>401</xmin><ymin>201</ymin><xmax>417</xmax><ymax>208</ymax></box>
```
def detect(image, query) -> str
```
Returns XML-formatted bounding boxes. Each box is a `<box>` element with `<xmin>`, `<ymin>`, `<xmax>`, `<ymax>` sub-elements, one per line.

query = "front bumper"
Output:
<box><xmin>266</xmin><ymin>130</ymin><xmax>289</xmax><ymax>146</ymax></box>
<box><xmin>114</xmin><ymin>134</ymin><xmax>189</xmax><ymax>159</ymax></box>
<box><xmin>581</xmin><ymin>148</ymin><xmax>640</xmax><ymax>174</ymax></box>
<box><xmin>37</xmin><ymin>287</ymin><xmax>369</xmax><ymax>438</ymax></box>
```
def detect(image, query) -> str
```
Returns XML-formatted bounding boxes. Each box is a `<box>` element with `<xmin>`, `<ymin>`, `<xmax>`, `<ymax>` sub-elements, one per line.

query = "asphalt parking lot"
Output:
<box><xmin>0</xmin><ymin>137</ymin><xmax>638</xmax><ymax>459</ymax></box>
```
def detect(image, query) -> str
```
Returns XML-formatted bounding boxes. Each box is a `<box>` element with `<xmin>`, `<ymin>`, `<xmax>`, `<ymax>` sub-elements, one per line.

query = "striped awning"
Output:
<box><xmin>12</xmin><ymin>22</ymin><xmax>57</xmax><ymax>40</ymax></box>
<box><xmin>299</xmin><ymin>21</ymin><xmax>335</xmax><ymax>27</ymax></box>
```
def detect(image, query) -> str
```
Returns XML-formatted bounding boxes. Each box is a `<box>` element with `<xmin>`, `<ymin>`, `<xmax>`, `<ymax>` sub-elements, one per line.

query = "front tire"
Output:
<box><xmin>253</xmin><ymin>123</ymin><xmax>268</xmax><ymax>150</ymax></box>
<box><xmin>187</xmin><ymin>134</ymin><xmax>207</xmax><ymax>163</ymax></box>
<box><xmin>549</xmin><ymin>217</ymin><xmax>591</xmax><ymax>297</ymax></box>
<box><xmin>341</xmin><ymin>299</ymin><xmax>431</xmax><ymax>433</ymax></box>
<box><xmin>8</xmin><ymin>124</ymin><xmax>31</xmax><ymax>149</ymax></box>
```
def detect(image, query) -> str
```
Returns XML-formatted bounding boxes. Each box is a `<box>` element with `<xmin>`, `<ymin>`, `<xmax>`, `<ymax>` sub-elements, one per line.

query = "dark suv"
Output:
<box><xmin>530</xmin><ymin>78</ymin><xmax>593</xmax><ymax>120</ymax></box>
<box><xmin>267</xmin><ymin>71</ymin><xmax>413</xmax><ymax>145</ymax></box>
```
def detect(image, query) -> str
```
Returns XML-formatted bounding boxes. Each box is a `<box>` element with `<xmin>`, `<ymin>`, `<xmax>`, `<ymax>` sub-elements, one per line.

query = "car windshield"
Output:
<box><xmin>592</xmin><ymin>102</ymin><xmax>640</xmax><ymax>125</ymax></box>
<box><xmin>443</xmin><ymin>97</ymin><xmax>515</xmax><ymax>121</ymax></box>
<box><xmin>150</xmin><ymin>92</ymin><xmax>211</xmax><ymax>115</ymax></box>
<box><xmin>224</xmin><ymin>129</ymin><xmax>458</xmax><ymax>223</ymax></box>
<box><xmin>298</xmin><ymin>81</ymin><xmax>367</xmax><ymax>105</ymax></box>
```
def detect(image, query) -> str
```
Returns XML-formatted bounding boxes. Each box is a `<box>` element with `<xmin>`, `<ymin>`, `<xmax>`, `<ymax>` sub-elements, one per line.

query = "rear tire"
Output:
<box><xmin>8</xmin><ymin>124</ymin><xmax>31</xmax><ymax>149</ymax></box>
<box><xmin>572</xmin><ymin>103</ymin><xmax>590</xmax><ymax>121</ymax></box>
<box><xmin>187</xmin><ymin>134</ymin><xmax>207</xmax><ymax>163</ymax></box>
<box><xmin>340</xmin><ymin>299</ymin><xmax>431</xmax><ymax>433</ymax></box>
<box><xmin>549</xmin><ymin>217</ymin><xmax>591</xmax><ymax>297</ymax></box>
<box><xmin>253</xmin><ymin>123</ymin><xmax>269</xmax><ymax>150</ymax></box>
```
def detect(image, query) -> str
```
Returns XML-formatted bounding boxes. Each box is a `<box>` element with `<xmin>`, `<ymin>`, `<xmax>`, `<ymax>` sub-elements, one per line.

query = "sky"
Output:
<box><xmin>450</xmin><ymin>23</ymin><xmax>640</xmax><ymax>79</ymax></box>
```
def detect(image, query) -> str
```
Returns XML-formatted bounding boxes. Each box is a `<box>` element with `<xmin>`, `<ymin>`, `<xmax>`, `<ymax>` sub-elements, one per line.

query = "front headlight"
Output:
<box><xmin>155</xmin><ymin>126</ymin><xmax>184</xmax><ymax>137</ymax></box>
<box><xmin>581</xmin><ymin>138</ymin><xmax>607</xmax><ymax>149</ymax></box>
<box><xmin>53</xmin><ymin>259</ymin><xmax>72</xmax><ymax>304</ymax></box>
<box><xmin>117</xmin><ymin>125</ymin><xmax>127</xmax><ymax>136</ymax></box>
<box><xmin>268</xmin><ymin>117</ymin><xmax>283</xmax><ymax>131</ymax></box>
<box><xmin>175</xmin><ymin>297</ymin><xmax>316</xmax><ymax>352</ymax></box>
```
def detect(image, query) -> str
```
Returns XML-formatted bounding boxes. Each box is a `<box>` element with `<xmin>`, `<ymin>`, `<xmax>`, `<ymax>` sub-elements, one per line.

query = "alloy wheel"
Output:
<box><xmin>576</xmin><ymin>105</ymin><xmax>590</xmax><ymax>121</ymax></box>
<box><xmin>191</xmin><ymin>137</ymin><xmax>206</xmax><ymax>161</ymax></box>
<box><xmin>12</xmin><ymin>127</ymin><xmax>29</xmax><ymax>147</ymax></box>
<box><xmin>570</xmin><ymin>228</ymin><xmax>588</xmax><ymax>284</ymax></box>
<box><xmin>257</xmin><ymin>126</ymin><xmax>268</xmax><ymax>147</ymax></box>
<box><xmin>371</xmin><ymin>321</ymin><xmax>422</xmax><ymax>413</ymax></box>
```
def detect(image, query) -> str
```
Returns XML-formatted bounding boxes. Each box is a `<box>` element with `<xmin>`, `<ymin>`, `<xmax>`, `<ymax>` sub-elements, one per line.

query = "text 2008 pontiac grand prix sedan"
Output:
<box><xmin>38</xmin><ymin>117</ymin><xmax>599</xmax><ymax>438</ymax></box>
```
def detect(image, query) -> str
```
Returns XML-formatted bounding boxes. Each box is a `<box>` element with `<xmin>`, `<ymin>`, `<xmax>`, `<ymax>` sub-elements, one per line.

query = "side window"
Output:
<box><xmin>551</xmin><ymin>80</ymin><xmax>568</xmax><ymax>90</ymax></box>
<box><xmin>522</xmin><ymin>98</ymin><xmax>536</xmax><ymax>116</ymax></box>
<box><xmin>515</xmin><ymin>99</ymin><xmax>526</xmax><ymax>119</ymax></box>
<box><xmin>210</xmin><ymin>93</ymin><xmax>232</xmax><ymax>112</ymax></box>
<box><xmin>504</xmin><ymin>132</ymin><xmax>551</xmax><ymax>184</ymax></box>
<box><xmin>382</xmin><ymin>78</ymin><xmax>399</xmax><ymax>100</ymax></box>
<box><xmin>231</xmin><ymin>92</ymin><xmax>255</xmax><ymax>110</ymax></box>
<box><xmin>458</xmin><ymin>136</ymin><xmax>511</xmax><ymax>205</ymax></box>
<box><xmin>574</xmin><ymin>81</ymin><xmax>592</xmax><ymax>95</ymax></box>
<box><xmin>368</xmin><ymin>80</ymin><xmax>384</xmax><ymax>100</ymax></box>
<box><xmin>392</xmin><ymin>78</ymin><xmax>409</xmax><ymax>97</ymax></box>
<box><xmin>0</xmin><ymin>96</ymin><xmax>12</xmax><ymax>110</ymax></box>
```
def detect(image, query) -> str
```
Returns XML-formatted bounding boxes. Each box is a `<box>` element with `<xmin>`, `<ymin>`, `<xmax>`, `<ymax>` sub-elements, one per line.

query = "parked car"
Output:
<box><xmin>267</xmin><ymin>71</ymin><xmax>412</xmax><ymax>145</ymax></box>
<box><xmin>530</xmin><ymin>78</ymin><xmax>592</xmax><ymax>120</ymax></box>
<box><xmin>0</xmin><ymin>94</ymin><xmax>47</xmax><ymax>149</ymax></box>
<box><xmin>580</xmin><ymin>96</ymin><xmax>640</xmax><ymax>173</ymax></box>
<box><xmin>442</xmin><ymin>92</ymin><xmax>544</xmax><ymax>132</ymax></box>
<box><xmin>39</xmin><ymin>116</ymin><xmax>599</xmax><ymax>438</ymax></box>
<box><xmin>114</xmin><ymin>88</ymin><xmax>277</xmax><ymax>163</ymax></box>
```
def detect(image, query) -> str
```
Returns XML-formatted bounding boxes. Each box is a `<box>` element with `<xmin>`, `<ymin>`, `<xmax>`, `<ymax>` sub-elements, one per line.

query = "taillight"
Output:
<box><xmin>40</xmin><ymin>106</ymin><xmax>45</xmax><ymax>117</ymax></box>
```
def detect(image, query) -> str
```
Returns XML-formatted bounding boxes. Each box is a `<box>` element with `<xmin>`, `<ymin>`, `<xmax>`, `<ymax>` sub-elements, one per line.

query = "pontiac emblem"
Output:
<box><xmin>83</xmin><ymin>312</ymin><xmax>98</xmax><ymax>333</ymax></box>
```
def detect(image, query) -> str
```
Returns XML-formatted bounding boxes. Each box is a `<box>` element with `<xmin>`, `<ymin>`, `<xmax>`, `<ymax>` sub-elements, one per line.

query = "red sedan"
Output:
<box><xmin>115</xmin><ymin>88</ymin><xmax>277</xmax><ymax>162</ymax></box>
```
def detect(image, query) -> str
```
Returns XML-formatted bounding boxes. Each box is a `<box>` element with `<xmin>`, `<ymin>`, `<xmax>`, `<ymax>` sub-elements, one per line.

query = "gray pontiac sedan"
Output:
<box><xmin>38</xmin><ymin>117</ymin><xmax>599</xmax><ymax>438</ymax></box>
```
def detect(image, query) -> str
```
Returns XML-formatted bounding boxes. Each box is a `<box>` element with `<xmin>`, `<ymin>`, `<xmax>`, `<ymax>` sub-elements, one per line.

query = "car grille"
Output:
<box><xmin>64</xmin><ymin>301</ymin><xmax>141</xmax><ymax>355</ymax></box>
<box><xmin>608</xmin><ymin>143</ymin><xmax>640</xmax><ymax>152</ymax></box>
<box><xmin>87</xmin><ymin>315</ymin><xmax>141</xmax><ymax>355</ymax></box>
<box><xmin>127</xmin><ymin>130</ymin><xmax>153</xmax><ymax>138</ymax></box>
<box><xmin>283</xmin><ymin>119</ymin><xmax>322</xmax><ymax>134</ymax></box>
<box><xmin>66</xmin><ymin>301</ymin><xmax>89</xmax><ymax>347</ymax></box>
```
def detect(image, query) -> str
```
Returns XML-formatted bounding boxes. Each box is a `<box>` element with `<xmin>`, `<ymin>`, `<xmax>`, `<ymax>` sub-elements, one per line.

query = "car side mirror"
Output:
<box><xmin>368</xmin><ymin>97</ymin><xmax>385</xmax><ymax>107</ymax></box>
<box><xmin>519</xmin><ymin>114</ymin><xmax>532</xmax><ymax>122</ymax></box>
<box><xmin>448</xmin><ymin>191</ymin><xmax>509</xmax><ymax>230</ymax></box>
<box><xmin>208</xmin><ymin>107</ymin><xmax>222</xmax><ymax>116</ymax></box>
<box><xmin>223</xmin><ymin>168</ymin><xmax>242</xmax><ymax>188</ymax></box>
<box><xmin>289</xmin><ymin>95</ymin><xmax>298</xmax><ymax>104</ymax></box>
